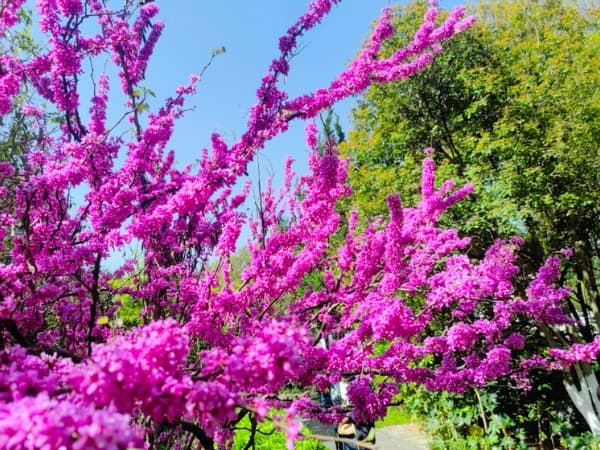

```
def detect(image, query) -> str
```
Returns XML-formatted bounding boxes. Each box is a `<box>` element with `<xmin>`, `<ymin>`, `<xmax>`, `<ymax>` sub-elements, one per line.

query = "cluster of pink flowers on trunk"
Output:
<box><xmin>0</xmin><ymin>0</ymin><xmax>597</xmax><ymax>448</ymax></box>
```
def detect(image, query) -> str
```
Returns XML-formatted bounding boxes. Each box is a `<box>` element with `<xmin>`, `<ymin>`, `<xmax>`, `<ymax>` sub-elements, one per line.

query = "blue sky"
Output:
<box><xmin>26</xmin><ymin>0</ymin><xmax>467</xmax><ymax>264</ymax></box>
<box><xmin>142</xmin><ymin>0</ymin><xmax>465</xmax><ymax>185</ymax></box>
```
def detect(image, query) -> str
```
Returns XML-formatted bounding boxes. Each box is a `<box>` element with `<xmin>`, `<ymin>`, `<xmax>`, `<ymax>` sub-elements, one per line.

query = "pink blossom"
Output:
<box><xmin>0</xmin><ymin>394</ymin><xmax>142</xmax><ymax>449</ymax></box>
<box><xmin>0</xmin><ymin>1</ymin><xmax>592</xmax><ymax>448</ymax></box>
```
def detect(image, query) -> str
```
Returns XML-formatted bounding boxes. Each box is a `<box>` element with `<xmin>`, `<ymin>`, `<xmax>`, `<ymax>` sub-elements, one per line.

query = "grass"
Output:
<box><xmin>230</xmin><ymin>402</ymin><xmax>416</xmax><ymax>449</ymax></box>
<box><xmin>375</xmin><ymin>405</ymin><xmax>416</xmax><ymax>427</ymax></box>
<box><xmin>231</xmin><ymin>415</ymin><xmax>328</xmax><ymax>450</ymax></box>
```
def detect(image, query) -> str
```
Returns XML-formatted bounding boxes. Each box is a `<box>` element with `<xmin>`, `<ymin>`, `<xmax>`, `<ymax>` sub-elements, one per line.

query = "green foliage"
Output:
<box><xmin>231</xmin><ymin>415</ymin><xmax>328</xmax><ymax>450</ymax></box>
<box><xmin>116</xmin><ymin>293</ymin><xmax>144</xmax><ymax>327</ymax></box>
<box><xmin>561</xmin><ymin>432</ymin><xmax>600</xmax><ymax>450</ymax></box>
<box><xmin>342</xmin><ymin>0</ymin><xmax>600</xmax><ymax>444</ymax></box>
<box><xmin>375</xmin><ymin>405</ymin><xmax>414</xmax><ymax>427</ymax></box>
<box><xmin>342</xmin><ymin>0</ymin><xmax>600</xmax><ymax>263</ymax></box>
<box><xmin>401</xmin><ymin>386</ymin><xmax>527</xmax><ymax>450</ymax></box>
<box><xmin>396</xmin><ymin>370</ymin><xmax>588</xmax><ymax>450</ymax></box>
<box><xmin>318</xmin><ymin>109</ymin><xmax>345</xmax><ymax>152</ymax></box>
<box><xmin>108</xmin><ymin>278</ymin><xmax>144</xmax><ymax>327</ymax></box>
<box><xmin>0</xmin><ymin>7</ymin><xmax>46</xmax><ymax>264</ymax></box>
<box><xmin>229</xmin><ymin>246</ymin><xmax>251</xmax><ymax>288</ymax></box>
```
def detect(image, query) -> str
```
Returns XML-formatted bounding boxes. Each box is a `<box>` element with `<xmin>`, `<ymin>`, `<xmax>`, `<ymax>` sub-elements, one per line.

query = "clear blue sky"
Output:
<box><xmin>142</xmin><ymin>0</ymin><xmax>465</xmax><ymax>185</ymax></box>
<box><xmin>24</xmin><ymin>0</ymin><xmax>467</xmax><ymax>266</ymax></box>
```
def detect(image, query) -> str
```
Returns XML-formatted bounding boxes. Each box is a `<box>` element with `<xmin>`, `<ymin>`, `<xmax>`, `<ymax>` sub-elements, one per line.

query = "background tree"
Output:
<box><xmin>0</xmin><ymin>7</ymin><xmax>45</xmax><ymax>264</ymax></box>
<box><xmin>341</xmin><ymin>0</ymin><xmax>600</xmax><ymax>441</ymax></box>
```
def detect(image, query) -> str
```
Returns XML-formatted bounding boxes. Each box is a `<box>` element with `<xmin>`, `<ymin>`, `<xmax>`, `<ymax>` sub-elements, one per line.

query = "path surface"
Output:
<box><xmin>306</xmin><ymin>421</ymin><xmax>429</xmax><ymax>450</ymax></box>
<box><xmin>374</xmin><ymin>425</ymin><xmax>429</xmax><ymax>450</ymax></box>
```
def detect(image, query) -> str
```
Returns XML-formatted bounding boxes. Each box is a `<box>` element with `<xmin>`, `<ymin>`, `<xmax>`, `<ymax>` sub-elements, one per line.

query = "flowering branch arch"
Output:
<box><xmin>0</xmin><ymin>1</ymin><xmax>596</xmax><ymax>448</ymax></box>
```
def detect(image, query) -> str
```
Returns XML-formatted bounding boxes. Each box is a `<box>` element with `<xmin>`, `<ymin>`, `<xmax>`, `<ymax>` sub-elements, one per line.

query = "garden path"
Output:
<box><xmin>306</xmin><ymin>421</ymin><xmax>429</xmax><ymax>450</ymax></box>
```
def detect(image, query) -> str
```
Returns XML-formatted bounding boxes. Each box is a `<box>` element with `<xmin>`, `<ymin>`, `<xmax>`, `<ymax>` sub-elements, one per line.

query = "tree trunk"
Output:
<box><xmin>563</xmin><ymin>363</ymin><xmax>600</xmax><ymax>435</ymax></box>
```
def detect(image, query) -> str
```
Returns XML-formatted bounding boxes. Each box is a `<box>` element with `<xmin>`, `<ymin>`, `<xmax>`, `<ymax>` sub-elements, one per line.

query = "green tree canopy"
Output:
<box><xmin>343</xmin><ymin>0</ymin><xmax>599</xmax><ymax>322</ymax></box>
<box><xmin>341</xmin><ymin>0</ymin><xmax>600</xmax><ymax>439</ymax></box>
<box><xmin>345</xmin><ymin>0</ymin><xmax>599</xmax><ymax>247</ymax></box>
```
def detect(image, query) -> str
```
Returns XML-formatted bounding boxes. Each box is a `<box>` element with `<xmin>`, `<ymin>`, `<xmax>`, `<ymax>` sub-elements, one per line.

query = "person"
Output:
<box><xmin>319</xmin><ymin>385</ymin><xmax>333</xmax><ymax>408</ymax></box>
<box><xmin>335</xmin><ymin>412</ymin><xmax>375</xmax><ymax>450</ymax></box>
<box><xmin>317</xmin><ymin>335</ymin><xmax>342</xmax><ymax>407</ymax></box>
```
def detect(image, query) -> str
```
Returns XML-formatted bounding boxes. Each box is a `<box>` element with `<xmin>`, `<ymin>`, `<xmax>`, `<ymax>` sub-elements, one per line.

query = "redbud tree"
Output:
<box><xmin>0</xmin><ymin>1</ymin><xmax>598</xmax><ymax>449</ymax></box>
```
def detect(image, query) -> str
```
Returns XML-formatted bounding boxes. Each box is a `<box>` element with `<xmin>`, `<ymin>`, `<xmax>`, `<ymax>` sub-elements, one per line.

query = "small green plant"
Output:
<box><xmin>232</xmin><ymin>414</ymin><xmax>328</xmax><ymax>450</ymax></box>
<box><xmin>561</xmin><ymin>432</ymin><xmax>600</xmax><ymax>450</ymax></box>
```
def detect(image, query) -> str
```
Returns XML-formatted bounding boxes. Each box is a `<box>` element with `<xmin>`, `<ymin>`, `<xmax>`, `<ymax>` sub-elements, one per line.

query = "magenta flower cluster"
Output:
<box><xmin>69</xmin><ymin>319</ymin><xmax>191</xmax><ymax>422</ymax></box>
<box><xmin>0</xmin><ymin>394</ymin><xmax>143</xmax><ymax>449</ymax></box>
